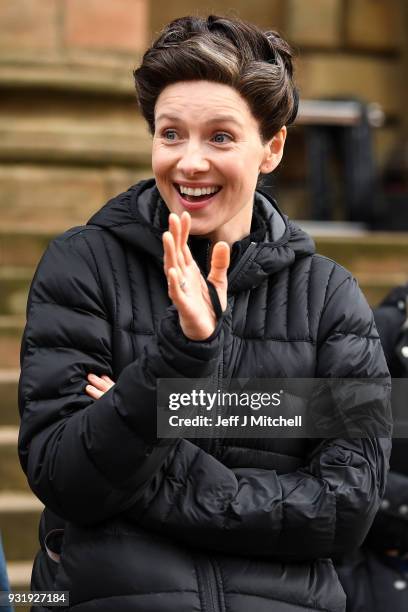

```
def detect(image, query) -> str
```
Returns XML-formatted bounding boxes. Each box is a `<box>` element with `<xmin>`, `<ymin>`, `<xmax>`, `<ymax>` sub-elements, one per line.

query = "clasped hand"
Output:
<box><xmin>85</xmin><ymin>211</ymin><xmax>230</xmax><ymax>400</ymax></box>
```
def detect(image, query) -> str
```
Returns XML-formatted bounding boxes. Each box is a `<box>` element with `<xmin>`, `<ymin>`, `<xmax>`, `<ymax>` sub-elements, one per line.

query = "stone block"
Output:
<box><xmin>0</xmin><ymin>332</ymin><xmax>22</xmax><ymax>369</ymax></box>
<box><xmin>0</xmin><ymin>92</ymin><xmax>152</xmax><ymax>167</ymax></box>
<box><xmin>1</xmin><ymin>233</ymin><xmax>53</xmax><ymax>267</ymax></box>
<box><xmin>226</xmin><ymin>0</ymin><xmax>283</xmax><ymax>30</ymax></box>
<box><xmin>150</xmin><ymin>0</ymin><xmax>283</xmax><ymax>38</ymax></box>
<box><xmin>297</xmin><ymin>54</ymin><xmax>401</xmax><ymax>116</ymax></box>
<box><xmin>0</xmin><ymin>0</ymin><xmax>58</xmax><ymax>53</ymax></box>
<box><xmin>0</xmin><ymin>428</ymin><xmax>30</xmax><ymax>491</ymax></box>
<box><xmin>315</xmin><ymin>235</ymin><xmax>408</xmax><ymax>305</ymax></box>
<box><xmin>0</xmin><ymin>166</ymin><xmax>106</xmax><ymax>230</ymax></box>
<box><xmin>0</xmin><ymin>492</ymin><xmax>43</xmax><ymax>562</ymax></box>
<box><xmin>345</xmin><ymin>0</ymin><xmax>402</xmax><ymax>51</ymax></box>
<box><xmin>285</xmin><ymin>0</ymin><xmax>342</xmax><ymax>48</ymax></box>
<box><xmin>0</xmin><ymin>273</ymin><xmax>31</xmax><ymax>317</ymax></box>
<box><xmin>0</xmin><ymin>165</ymin><xmax>151</xmax><ymax>232</ymax></box>
<box><xmin>0</xmin><ymin>61</ymin><xmax>136</xmax><ymax>96</ymax></box>
<box><xmin>0</xmin><ymin>374</ymin><xmax>20</xmax><ymax>427</ymax></box>
<box><xmin>105</xmin><ymin>166</ymin><xmax>152</xmax><ymax>199</ymax></box>
<box><xmin>64</xmin><ymin>0</ymin><xmax>148</xmax><ymax>52</ymax></box>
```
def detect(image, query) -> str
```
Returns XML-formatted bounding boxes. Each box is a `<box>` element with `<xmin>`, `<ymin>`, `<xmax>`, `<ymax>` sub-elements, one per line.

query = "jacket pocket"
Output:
<box><xmin>44</xmin><ymin>528</ymin><xmax>64</xmax><ymax>564</ymax></box>
<box><xmin>44</xmin><ymin>527</ymin><xmax>68</xmax><ymax>596</ymax></box>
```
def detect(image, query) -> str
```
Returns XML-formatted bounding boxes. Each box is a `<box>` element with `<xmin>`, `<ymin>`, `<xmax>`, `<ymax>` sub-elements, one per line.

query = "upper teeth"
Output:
<box><xmin>179</xmin><ymin>185</ymin><xmax>220</xmax><ymax>196</ymax></box>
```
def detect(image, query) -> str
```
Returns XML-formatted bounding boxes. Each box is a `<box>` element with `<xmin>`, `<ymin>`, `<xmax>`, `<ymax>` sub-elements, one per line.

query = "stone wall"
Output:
<box><xmin>0</xmin><ymin>0</ymin><xmax>151</xmax><ymax>233</ymax></box>
<box><xmin>0</xmin><ymin>0</ymin><xmax>406</xmax><ymax>227</ymax></box>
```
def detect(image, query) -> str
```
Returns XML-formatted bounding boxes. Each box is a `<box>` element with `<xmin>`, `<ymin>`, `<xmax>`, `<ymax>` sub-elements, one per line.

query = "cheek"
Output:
<box><xmin>227</xmin><ymin>148</ymin><xmax>260</xmax><ymax>181</ymax></box>
<box><xmin>220</xmin><ymin>157</ymin><xmax>245</xmax><ymax>186</ymax></box>
<box><xmin>152</xmin><ymin>146</ymin><xmax>171</xmax><ymax>176</ymax></box>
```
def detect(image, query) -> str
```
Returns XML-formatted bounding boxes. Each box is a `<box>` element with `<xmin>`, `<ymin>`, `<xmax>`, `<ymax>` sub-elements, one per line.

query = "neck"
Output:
<box><xmin>204</xmin><ymin>204</ymin><xmax>253</xmax><ymax>246</ymax></box>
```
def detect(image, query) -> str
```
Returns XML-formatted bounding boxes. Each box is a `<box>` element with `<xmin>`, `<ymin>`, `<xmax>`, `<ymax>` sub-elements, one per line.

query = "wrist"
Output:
<box><xmin>180</xmin><ymin>315</ymin><xmax>216</xmax><ymax>341</ymax></box>
<box><xmin>160</xmin><ymin>305</ymin><xmax>223</xmax><ymax>352</ymax></box>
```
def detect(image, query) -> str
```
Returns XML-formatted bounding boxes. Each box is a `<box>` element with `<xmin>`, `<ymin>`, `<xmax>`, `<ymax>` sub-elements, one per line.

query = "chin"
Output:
<box><xmin>189</xmin><ymin>221</ymin><xmax>215</xmax><ymax>237</ymax></box>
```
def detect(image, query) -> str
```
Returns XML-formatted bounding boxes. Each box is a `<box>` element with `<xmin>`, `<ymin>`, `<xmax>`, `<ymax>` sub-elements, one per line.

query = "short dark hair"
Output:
<box><xmin>133</xmin><ymin>15</ymin><xmax>299</xmax><ymax>142</ymax></box>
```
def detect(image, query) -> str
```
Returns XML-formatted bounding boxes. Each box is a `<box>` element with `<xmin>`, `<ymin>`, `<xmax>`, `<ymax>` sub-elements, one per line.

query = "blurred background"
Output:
<box><xmin>0</xmin><ymin>0</ymin><xmax>407</xmax><ymax>607</ymax></box>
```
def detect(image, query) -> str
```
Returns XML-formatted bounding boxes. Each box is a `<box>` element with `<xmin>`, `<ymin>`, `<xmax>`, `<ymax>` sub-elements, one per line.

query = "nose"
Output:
<box><xmin>176</xmin><ymin>141</ymin><xmax>210</xmax><ymax>175</ymax></box>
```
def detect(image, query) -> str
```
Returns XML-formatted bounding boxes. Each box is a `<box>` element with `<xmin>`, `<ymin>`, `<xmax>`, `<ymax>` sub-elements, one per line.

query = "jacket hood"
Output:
<box><xmin>87</xmin><ymin>178</ymin><xmax>315</xmax><ymax>294</ymax></box>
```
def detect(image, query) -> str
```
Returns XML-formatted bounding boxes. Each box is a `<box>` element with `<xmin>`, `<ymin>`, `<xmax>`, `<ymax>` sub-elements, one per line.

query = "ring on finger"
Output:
<box><xmin>179</xmin><ymin>278</ymin><xmax>186</xmax><ymax>290</ymax></box>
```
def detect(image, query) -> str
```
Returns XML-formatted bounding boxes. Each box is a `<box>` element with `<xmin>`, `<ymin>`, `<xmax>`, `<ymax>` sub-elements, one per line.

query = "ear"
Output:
<box><xmin>259</xmin><ymin>126</ymin><xmax>287</xmax><ymax>174</ymax></box>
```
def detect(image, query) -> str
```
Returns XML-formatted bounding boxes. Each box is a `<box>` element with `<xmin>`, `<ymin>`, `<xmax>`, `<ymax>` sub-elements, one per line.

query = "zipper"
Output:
<box><xmin>212</xmin><ymin>349</ymin><xmax>224</xmax><ymax>458</ymax></box>
<box><xmin>206</xmin><ymin>242</ymin><xmax>211</xmax><ymax>275</ymax></box>
<box><xmin>195</xmin><ymin>555</ymin><xmax>222</xmax><ymax>612</ymax></box>
<box><xmin>227</xmin><ymin>241</ymin><xmax>257</xmax><ymax>291</ymax></box>
<box><xmin>206</xmin><ymin>342</ymin><xmax>224</xmax><ymax>457</ymax></box>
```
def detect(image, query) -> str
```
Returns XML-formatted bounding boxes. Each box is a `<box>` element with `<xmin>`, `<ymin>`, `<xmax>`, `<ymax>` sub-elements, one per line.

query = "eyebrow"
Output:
<box><xmin>155</xmin><ymin>113</ymin><xmax>244</xmax><ymax>128</ymax></box>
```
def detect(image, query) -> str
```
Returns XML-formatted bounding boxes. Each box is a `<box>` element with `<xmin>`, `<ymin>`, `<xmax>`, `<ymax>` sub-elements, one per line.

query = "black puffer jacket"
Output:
<box><xmin>18</xmin><ymin>179</ymin><xmax>391</xmax><ymax>612</ymax></box>
<box><xmin>336</xmin><ymin>285</ymin><xmax>408</xmax><ymax>611</ymax></box>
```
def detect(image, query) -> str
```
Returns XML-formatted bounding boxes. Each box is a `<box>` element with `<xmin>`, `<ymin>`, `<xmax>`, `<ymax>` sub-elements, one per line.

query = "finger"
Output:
<box><xmin>87</xmin><ymin>373</ymin><xmax>112</xmax><ymax>392</ymax></box>
<box><xmin>101</xmin><ymin>375</ymin><xmax>116</xmax><ymax>391</ymax></box>
<box><xmin>208</xmin><ymin>242</ymin><xmax>230</xmax><ymax>311</ymax></box>
<box><xmin>169</xmin><ymin>213</ymin><xmax>186</xmax><ymax>271</ymax></box>
<box><xmin>163</xmin><ymin>231</ymin><xmax>178</xmax><ymax>275</ymax></box>
<box><xmin>208</xmin><ymin>241</ymin><xmax>230</xmax><ymax>285</ymax></box>
<box><xmin>180</xmin><ymin>212</ymin><xmax>190</xmax><ymax>246</ymax></box>
<box><xmin>180</xmin><ymin>212</ymin><xmax>193</xmax><ymax>265</ymax></box>
<box><xmin>167</xmin><ymin>266</ymin><xmax>188</xmax><ymax>306</ymax></box>
<box><xmin>163</xmin><ymin>239</ymin><xmax>173</xmax><ymax>278</ymax></box>
<box><xmin>85</xmin><ymin>384</ymin><xmax>104</xmax><ymax>400</ymax></box>
<box><xmin>169</xmin><ymin>213</ymin><xmax>181</xmax><ymax>253</ymax></box>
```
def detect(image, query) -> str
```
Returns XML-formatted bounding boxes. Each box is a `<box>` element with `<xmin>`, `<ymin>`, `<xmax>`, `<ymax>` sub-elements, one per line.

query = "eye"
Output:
<box><xmin>211</xmin><ymin>132</ymin><xmax>233</xmax><ymax>144</ymax></box>
<box><xmin>162</xmin><ymin>129</ymin><xmax>178</xmax><ymax>141</ymax></box>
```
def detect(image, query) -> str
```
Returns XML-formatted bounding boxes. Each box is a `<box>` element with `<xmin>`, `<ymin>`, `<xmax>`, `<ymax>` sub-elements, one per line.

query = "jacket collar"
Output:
<box><xmin>87</xmin><ymin>179</ymin><xmax>315</xmax><ymax>294</ymax></box>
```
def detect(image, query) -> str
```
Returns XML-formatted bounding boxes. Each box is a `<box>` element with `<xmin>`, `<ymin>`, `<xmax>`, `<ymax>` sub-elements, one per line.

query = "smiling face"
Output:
<box><xmin>152</xmin><ymin>81</ymin><xmax>286</xmax><ymax>244</ymax></box>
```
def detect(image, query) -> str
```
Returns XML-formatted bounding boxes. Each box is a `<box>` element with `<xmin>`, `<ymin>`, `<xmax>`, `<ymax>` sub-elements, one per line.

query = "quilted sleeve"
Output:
<box><xmin>18</xmin><ymin>228</ymin><xmax>223</xmax><ymax>525</ymax></box>
<box><xmin>125</xmin><ymin>266</ymin><xmax>392</xmax><ymax>560</ymax></box>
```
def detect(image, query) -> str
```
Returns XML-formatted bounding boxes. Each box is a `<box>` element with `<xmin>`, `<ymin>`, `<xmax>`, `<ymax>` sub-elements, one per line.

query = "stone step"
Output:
<box><xmin>315</xmin><ymin>233</ymin><xmax>408</xmax><ymax>270</ymax></box>
<box><xmin>6</xmin><ymin>560</ymin><xmax>32</xmax><ymax>612</ymax></box>
<box><xmin>1</xmin><ymin>229</ymin><xmax>54</xmax><ymax>267</ymax></box>
<box><xmin>0</xmin><ymin>316</ymin><xmax>24</xmax><ymax>369</ymax></box>
<box><xmin>0</xmin><ymin>370</ymin><xmax>20</xmax><ymax>426</ymax></box>
<box><xmin>0</xmin><ymin>101</ymin><xmax>151</xmax><ymax>167</ymax></box>
<box><xmin>315</xmin><ymin>232</ymin><xmax>408</xmax><ymax>305</ymax></box>
<box><xmin>0</xmin><ymin>164</ymin><xmax>148</xmax><ymax>232</ymax></box>
<box><xmin>0</xmin><ymin>426</ymin><xmax>30</xmax><ymax>492</ymax></box>
<box><xmin>0</xmin><ymin>268</ymin><xmax>32</xmax><ymax>317</ymax></box>
<box><xmin>7</xmin><ymin>560</ymin><xmax>32</xmax><ymax>589</ymax></box>
<box><xmin>0</xmin><ymin>491</ymin><xmax>43</xmax><ymax>563</ymax></box>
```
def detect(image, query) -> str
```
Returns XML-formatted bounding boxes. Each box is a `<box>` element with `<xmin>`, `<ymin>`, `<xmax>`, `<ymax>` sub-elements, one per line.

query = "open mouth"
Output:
<box><xmin>174</xmin><ymin>183</ymin><xmax>222</xmax><ymax>203</ymax></box>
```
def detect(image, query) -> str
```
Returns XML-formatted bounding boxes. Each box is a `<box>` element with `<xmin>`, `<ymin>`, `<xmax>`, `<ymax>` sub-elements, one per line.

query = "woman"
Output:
<box><xmin>18</xmin><ymin>15</ymin><xmax>391</xmax><ymax>612</ymax></box>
